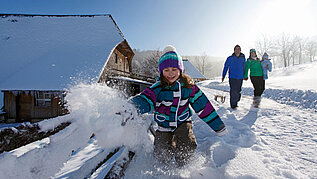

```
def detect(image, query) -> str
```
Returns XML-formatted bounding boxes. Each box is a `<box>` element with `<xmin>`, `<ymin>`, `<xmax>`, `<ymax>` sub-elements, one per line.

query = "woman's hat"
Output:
<box><xmin>250</xmin><ymin>48</ymin><xmax>256</xmax><ymax>54</ymax></box>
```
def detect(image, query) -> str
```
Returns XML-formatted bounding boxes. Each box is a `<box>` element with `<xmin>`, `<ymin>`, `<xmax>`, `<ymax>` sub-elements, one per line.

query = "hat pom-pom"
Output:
<box><xmin>163</xmin><ymin>45</ymin><xmax>177</xmax><ymax>54</ymax></box>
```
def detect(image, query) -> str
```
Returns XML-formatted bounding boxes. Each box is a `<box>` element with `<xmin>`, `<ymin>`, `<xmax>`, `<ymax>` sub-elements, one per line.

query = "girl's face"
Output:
<box><xmin>162</xmin><ymin>67</ymin><xmax>180</xmax><ymax>84</ymax></box>
<box><xmin>251</xmin><ymin>52</ymin><xmax>256</xmax><ymax>58</ymax></box>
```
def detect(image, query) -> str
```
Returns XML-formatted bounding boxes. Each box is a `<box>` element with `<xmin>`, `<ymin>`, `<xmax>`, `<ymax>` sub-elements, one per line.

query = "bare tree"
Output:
<box><xmin>255</xmin><ymin>34</ymin><xmax>275</xmax><ymax>57</ymax></box>
<box><xmin>290</xmin><ymin>37</ymin><xmax>299</xmax><ymax>66</ymax></box>
<box><xmin>195</xmin><ymin>52</ymin><xmax>208</xmax><ymax>75</ymax></box>
<box><xmin>306</xmin><ymin>41</ymin><xmax>317</xmax><ymax>62</ymax></box>
<box><xmin>144</xmin><ymin>48</ymin><xmax>161</xmax><ymax>77</ymax></box>
<box><xmin>255</xmin><ymin>33</ymin><xmax>316</xmax><ymax>67</ymax></box>
<box><xmin>293</xmin><ymin>36</ymin><xmax>307</xmax><ymax>64</ymax></box>
<box><xmin>276</xmin><ymin>33</ymin><xmax>292</xmax><ymax>67</ymax></box>
<box><xmin>191</xmin><ymin>52</ymin><xmax>208</xmax><ymax>76</ymax></box>
<box><xmin>132</xmin><ymin>48</ymin><xmax>162</xmax><ymax>78</ymax></box>
<box><xmin>255</xmin><ymin>34</ymin><xmax>280</xmax><ymax>68</ymax></box>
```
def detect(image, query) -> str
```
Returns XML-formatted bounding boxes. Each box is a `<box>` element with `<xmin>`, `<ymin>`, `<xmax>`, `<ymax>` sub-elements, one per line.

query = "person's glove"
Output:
<box><xmin>216</xmin><ymin>127</ymin><xmax>228</xmax><ymax>136</ymax></box>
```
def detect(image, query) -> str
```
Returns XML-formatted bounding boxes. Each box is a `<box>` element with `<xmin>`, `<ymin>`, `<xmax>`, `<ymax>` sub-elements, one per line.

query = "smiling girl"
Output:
<box><xmin>130</xmin><ymin>45</ymin><xmax>227</xmax><ymax>167</ymax></box>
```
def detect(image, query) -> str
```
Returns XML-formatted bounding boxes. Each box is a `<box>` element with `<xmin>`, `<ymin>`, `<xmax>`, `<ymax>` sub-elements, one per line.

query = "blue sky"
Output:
<box><xmin>1</xmin><ymin>0</ymin><xmax>317</xmax><ymax>57</ymax></box>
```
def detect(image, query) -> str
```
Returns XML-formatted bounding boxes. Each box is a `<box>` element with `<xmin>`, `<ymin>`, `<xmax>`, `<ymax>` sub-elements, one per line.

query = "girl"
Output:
<box><xmin>261</xmin><ymin>52</ymin><xmax>272</xmax><ymax>80</ymax></box>
<box><xmin>244</xmin><ymin>49</ymin><xmax>265</xmax><ymax>107</ymax></box>
<box><xmin>130</xmin><ymin>45</ymin><xmax>227</xmax><ymax>167</ymax></box>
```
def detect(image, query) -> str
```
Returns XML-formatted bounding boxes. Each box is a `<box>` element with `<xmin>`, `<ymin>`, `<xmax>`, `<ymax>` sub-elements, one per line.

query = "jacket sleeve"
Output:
<box><xmin>244</xmin><ymin>60</ymin><xmax>250</xmax><ymax>79</ymax></box>
<box><xmin>243</xmin><ymin>56</ymin><xmax>246</xmax><ymax>74</ymax></box>
<box><xmin>268</xmin><ymin>60</ymin><xmax>272</xmax><ymax>72</ymax></box>
<box><xmin>189</xmin><ymin>84</ymin><xmax>226</xmax><ymax>133</ymax></box>
<box><xmin>222</xmin><ymin>57</ymin><xmax>230</xmax><ymax>78</ymax></box>
<box><xmin>129</xmin><ymin>87</ymin><xmax>156</xmax><ymax>114</ymax></box>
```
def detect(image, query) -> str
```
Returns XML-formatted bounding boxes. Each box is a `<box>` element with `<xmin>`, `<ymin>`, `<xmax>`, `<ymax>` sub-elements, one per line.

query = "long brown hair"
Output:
<box><xmin>159</xmin><ymin>73</ymin><xmax>194</xmax><ymax>88</ymax></box>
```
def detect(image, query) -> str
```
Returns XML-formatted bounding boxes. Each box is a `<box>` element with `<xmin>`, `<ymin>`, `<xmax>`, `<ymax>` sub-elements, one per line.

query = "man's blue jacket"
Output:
<box><xmin>222</xmin><ymin>53</ymin><xmax>246</xmax><ymax>79</ymax></box>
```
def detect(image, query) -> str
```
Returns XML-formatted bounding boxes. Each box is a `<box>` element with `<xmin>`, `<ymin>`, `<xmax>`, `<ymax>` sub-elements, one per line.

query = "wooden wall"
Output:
<box><xmin>98</xmin><ymin>40</ymin><xmax>134</xmax><ymax>84</ymax></box>
<box><xmin>3</xmin><ymin>91</ymin><xmax>67</xmax><ymax>122</ymax></box>
<box><xmin>3</xmin><ymin>91</ymin><xmax>17</xmax><ymax>120</ymax></box>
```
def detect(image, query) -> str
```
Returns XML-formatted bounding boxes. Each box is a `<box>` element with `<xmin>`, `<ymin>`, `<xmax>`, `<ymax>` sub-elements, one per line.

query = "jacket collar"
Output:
<box><xmin>163</xmin><ymin>80</ymin><xmax>183</xmax><ymax>89</ymax></box>
<box><xmin>232</xmin><ymin>53</ymin><xmax>245</xmax><ymax>58</ymax></box>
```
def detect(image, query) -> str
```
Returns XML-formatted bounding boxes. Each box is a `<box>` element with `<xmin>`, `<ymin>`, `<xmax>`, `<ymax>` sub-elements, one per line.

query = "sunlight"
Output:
<box><xmin>256</xmin><ymin>0</ymin><xmax>315</xmax><ymax>37</ymax></box>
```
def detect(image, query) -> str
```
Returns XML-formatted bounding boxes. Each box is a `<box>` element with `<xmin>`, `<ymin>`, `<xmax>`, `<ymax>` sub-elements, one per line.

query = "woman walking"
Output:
<box><xmin>244</xmin><ymin>49</ymin><xmax>265</xmax><ymax>108</ymax></box>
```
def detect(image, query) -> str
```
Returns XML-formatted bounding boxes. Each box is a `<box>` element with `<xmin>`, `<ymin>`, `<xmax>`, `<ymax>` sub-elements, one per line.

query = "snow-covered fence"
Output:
<box><xmin>0</xmin><ymin>122</ymin><xmax>70</xmax><ymax>153</ymax></box>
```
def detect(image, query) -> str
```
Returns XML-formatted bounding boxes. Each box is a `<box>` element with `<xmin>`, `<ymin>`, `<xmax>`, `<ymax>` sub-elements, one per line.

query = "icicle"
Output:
<box><xmin>12</xmin><ymin>91</ymin><xmax>19</xmax><ymax>96</ymax></box>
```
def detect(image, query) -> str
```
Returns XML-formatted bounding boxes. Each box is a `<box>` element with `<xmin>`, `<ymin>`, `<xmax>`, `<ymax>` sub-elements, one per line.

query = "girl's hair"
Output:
<box><xmin>159</xmin><ymin>73</ymin><xmax>194</xmax><ymax>88</ymax></box>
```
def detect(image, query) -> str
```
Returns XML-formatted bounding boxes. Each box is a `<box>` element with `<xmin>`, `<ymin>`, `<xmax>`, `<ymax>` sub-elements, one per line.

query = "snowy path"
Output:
<box><xmin>243</xmin><ymin>98</ymin><xmax>317</xmax><ymax>178</ymax></box>
<box><xmin>124</xmin><ymin>86</ymin><xmax>317</xmax><ymax>179</ymax></box>
<box><xmin>0</xmin><ymin>82</ymin><xmax>316</xmax><ymax>178</ymax></box>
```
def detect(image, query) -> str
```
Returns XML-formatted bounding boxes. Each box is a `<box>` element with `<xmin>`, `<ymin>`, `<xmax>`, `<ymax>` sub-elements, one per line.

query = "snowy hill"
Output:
<box><xmin>0</xmin><ymin>62</ymin><xmax>316</xmax><ymax>178</ymax></box>
<box><xmin>244</xmin><ymin>61</ymin><xmax>317</xmax><ymax>92</ymax></box>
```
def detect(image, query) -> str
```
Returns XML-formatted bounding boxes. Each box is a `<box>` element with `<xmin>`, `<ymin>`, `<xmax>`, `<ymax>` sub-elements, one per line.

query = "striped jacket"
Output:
<box><xmin>130</xmin><ymin>80</ymin><xmax>225</xmax><ymax>133</ymax></box>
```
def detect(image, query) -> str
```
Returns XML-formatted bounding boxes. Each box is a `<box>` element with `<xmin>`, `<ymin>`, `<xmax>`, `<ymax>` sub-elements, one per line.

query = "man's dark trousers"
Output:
<box><xmin>229</xmin><ymin>78</ymin><xmax>243</xmax><ymax>108</ymax></box>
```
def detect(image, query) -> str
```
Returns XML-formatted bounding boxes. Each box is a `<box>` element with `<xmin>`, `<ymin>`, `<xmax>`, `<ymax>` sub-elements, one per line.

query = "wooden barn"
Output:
<box><xmin>0</xmin><ymin>14</ymin><xmax>154</xmax><ymax>123</ymax></box>
<box><xmin>1</xmin><ymin>90</ymin><xmax>67</xmax><ymax>123</ymax></box>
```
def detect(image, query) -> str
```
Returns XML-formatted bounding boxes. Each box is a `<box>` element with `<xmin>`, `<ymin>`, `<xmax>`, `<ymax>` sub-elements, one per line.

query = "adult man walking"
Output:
<box><xmin>222</xmin><ymin>45</ymin><xmax>246</xmax><ymax>109</ymax></box>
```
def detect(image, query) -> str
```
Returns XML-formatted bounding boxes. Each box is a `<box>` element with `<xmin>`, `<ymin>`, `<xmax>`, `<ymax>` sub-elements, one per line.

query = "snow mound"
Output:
<box><xmin>202</xmin><ymin>81</ymin><xmax>317</xmax><ymax>110</ymax></box>
<box><xmin>65</xmin><ymin>83</ymin><xmax>152</xmax><ymax>151</ymax></box>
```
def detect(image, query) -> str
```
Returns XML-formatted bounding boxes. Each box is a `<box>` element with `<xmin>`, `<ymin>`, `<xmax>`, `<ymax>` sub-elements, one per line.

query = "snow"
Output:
<box><xmin>0</xmin><ymin>61</ymin><xmax>317</xmax><ymax>178</ymax></box>
<box><xmin>243</xmin><ymin>61</ymin><xmax>317</xmax><ymax>92</ymax></box>
<box><xmin>112</xmin><ymin>76</ymin><xmax>153</xmax><ymax>85</ymax></box>
<box><xmin>208</xmin><ymin>61</ymin><xmax>317</xmax><ymax>110</ymax></box>
<box><xmin>0</xmin><ymin>14</ymin><xmax>125</xmax><ymax>107</ymax></box>
<box><xmin>89</xmin><ymin>146</ymin><xmax>126</xmax><ymax>179</ymax></box>
<box><xmin>10</xmin><ymin>138</ymin><xmax>50</xmax><ymax>157</ymax></box>
<box><xmin>53</xmin><ymin>138</ymin><xmax>105</xmax><ymax>179</ymax></box>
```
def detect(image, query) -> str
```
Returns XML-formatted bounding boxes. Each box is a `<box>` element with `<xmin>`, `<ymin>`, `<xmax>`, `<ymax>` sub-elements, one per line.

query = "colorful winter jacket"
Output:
<box><xmin>261</xmin><ymin>59</ymin><xmax>272</xmax><ymax>80</ymax></box>
<box><xmin>130</xmin><ymin>80</ymin><xmax>225</xmax><ymax>133</ymax></box>
<box><xmin>222</xmin><ymin>53</ymin><xmax>246</xmax><ymax>79</ymax></box>
<box><xmin>244</xmin><ymin>58</ymin><xmax>263</xmax><ymax>79</ymax></box>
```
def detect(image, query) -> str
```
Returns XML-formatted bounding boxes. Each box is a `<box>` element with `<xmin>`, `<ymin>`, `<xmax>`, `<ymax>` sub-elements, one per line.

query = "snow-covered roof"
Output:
<box><xmin>0</xmin><ymin>14</ymin><xmax>125</xmax><ymax>91</ymax></box>
<box><xmin>182</xmin><ymin>59</ymin><xmax>206</xmax><ymax>79</ymax></box>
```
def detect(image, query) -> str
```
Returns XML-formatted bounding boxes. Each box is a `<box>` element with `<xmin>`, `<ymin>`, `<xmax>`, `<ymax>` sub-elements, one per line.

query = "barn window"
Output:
<box><xmin>35</xmin><ymin>92</ymin><xmax>51</xmax><ymax>107</ymax></box>
<box><xmin>115</xmin><ymin>53</ymin><xmax>118</xmax><ymax>64</ymax></box>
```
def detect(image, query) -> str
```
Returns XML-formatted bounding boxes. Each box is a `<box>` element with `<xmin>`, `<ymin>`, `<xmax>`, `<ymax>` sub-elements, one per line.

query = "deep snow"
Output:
<box><xmin>0</xmin><ymin>62</ymin><xmax>316</xmax><ymax>179</ymax></box>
